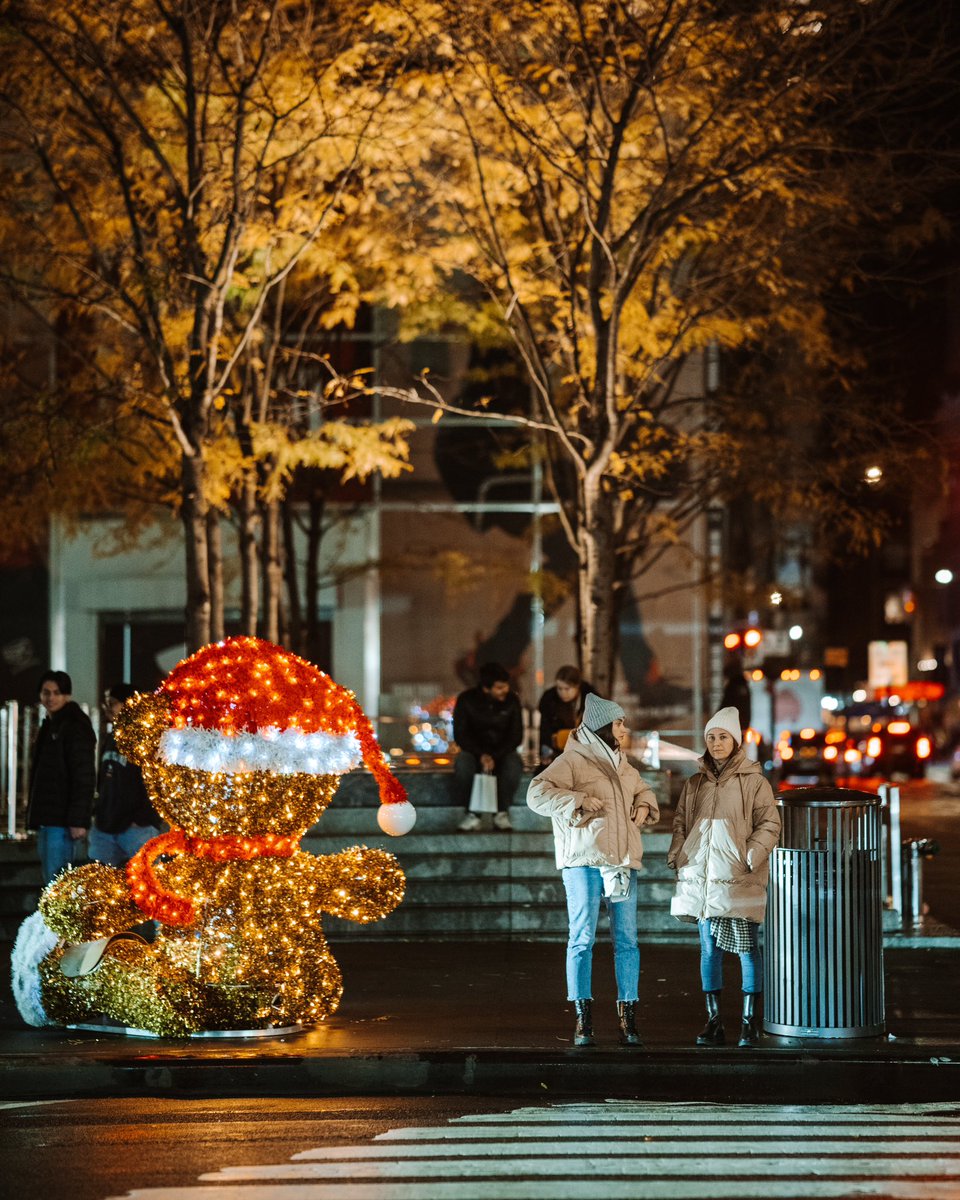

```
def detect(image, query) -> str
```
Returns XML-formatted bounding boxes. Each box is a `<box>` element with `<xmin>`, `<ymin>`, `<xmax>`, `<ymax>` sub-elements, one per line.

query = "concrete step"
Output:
<box><xmin>400</xmin><ymin>877</ymin><xmax>678</xmax><ymax>906</ymax></box>
<box><xmin>326</xmin><ymin>903</ymin><xmax>684</xmax><ymax>939</ymax></box>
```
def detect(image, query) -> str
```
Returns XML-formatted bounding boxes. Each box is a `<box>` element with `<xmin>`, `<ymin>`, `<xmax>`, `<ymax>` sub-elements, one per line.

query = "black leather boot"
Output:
<box><xmin>739</xmin><ymin>992</ymin><xmax>760</xmax><ymax>1048</ymax></box>
<box><xmin>617</xmin><ymin>1001</ymin><xmax>642</xmax><ymax>1047</ymax></box>
<box><xmin>573</xmin><ymin>1000</ymin><xmax>594</xmax><ymax>1047</ymax></box>
<box><xmin>696</xmin><ymin>990</ymin><xmax>725</xmax><ymax>1046</ymax></box>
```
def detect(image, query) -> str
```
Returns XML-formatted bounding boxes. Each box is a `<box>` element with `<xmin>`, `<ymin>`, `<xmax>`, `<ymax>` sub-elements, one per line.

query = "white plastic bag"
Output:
<box><xmin>468</xmin><ymin>771</ymin><xmax>498</xmax><ymax>814</ymax></box>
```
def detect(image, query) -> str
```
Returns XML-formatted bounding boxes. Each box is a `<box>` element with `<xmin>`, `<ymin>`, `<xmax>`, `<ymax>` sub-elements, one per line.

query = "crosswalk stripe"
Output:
<box><xmin>371</xmin><ymin>1122</ymin><xmax>959</xmax><ymax>1141</ymax></box>
<box><xmin>198</xmin><ymin>1156</ymin><xmax>960</xmax><ymax>1180</ymax></box>
<box><xmin>447</xmin><ymin>1105</ymin><xmax>960</xmax><ymax>1123</ymax></box>
<box><xmin>109</xmin><ymin>1183</ymin><xmax>960</xmax><ymax>1199</ymax></box>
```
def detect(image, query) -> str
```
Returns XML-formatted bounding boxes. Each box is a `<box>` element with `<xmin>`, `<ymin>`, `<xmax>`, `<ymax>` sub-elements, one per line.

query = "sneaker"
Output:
<box><xmin>458</xmin><ymin>812</ymin><xmax>482</xmax><ymax>832</ymax></box>
<box><xmin>493</xmin><ymin>811</ymin><xmax>513</xmax><ymax>832</ymax></box>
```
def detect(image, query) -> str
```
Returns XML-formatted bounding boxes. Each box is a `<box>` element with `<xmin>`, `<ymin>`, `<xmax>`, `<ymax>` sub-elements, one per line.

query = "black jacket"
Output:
<box><xmin>27</xmin><ymin>701</ymin><xmax>96</xmax><ymax>829</ymax></box>
<box><xmin>453</xmin><ymin>686</ymin><xmax>523</xmax><ymax>761</ymax></box>
<box><xmin>95</xmin><ymin>728</ymin><xmax>159</xmax><ymax>833</ymax></box>
<box><xmin>537</xmin><ymin>681</ymin><xmax>595</xmax><ymax>752</ymax></box>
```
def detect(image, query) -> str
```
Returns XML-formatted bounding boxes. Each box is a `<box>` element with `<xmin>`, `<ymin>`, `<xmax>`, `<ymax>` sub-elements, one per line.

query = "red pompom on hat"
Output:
<box><xmin>157</xmin><ymin>636</ymin><xmax>407</xmax><ymax>807</ymax></box>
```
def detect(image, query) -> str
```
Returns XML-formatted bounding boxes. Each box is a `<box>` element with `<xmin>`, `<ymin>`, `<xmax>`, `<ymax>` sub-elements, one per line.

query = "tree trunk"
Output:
<box><xmin>182</xmin><ymin>451</ymin><xmax>211</xmax><ymax>652</ymax></box>
<box><xmin>304</xmin><ymin>490</ymin><xmax>326</xmax><ymax>667</ymax></box>
<box><xmin>577</xmin><ymin>477</ymin><xmax>618</xmax><ymax>695</ymax></box>
<box><xmin>282</xmin><ymin>497</ymin><xmax>303</xmax><ymax>653</ymax></box>
<box><xmin>260</xmin><ymin>495</ymin><xmax>282</xmax><ymax>643</ymax></box>
<box><xmin>207</xmin><ymin>508</ymin><xmax>224</xmax><ymax>642</ymax></box>
<box><xmin>238</xmin><ymin>478</ymin><xmax>260</xmax><ymax>634</ymax></box>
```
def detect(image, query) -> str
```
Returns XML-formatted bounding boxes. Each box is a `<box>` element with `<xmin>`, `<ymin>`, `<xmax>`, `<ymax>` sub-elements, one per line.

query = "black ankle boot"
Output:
<box><xmin>696</xmin><ymin>990</ymin><xmax>725</xmax><ymax>1046</ymax></box>
<box><xmin>617</xmin><ymin>1001</ymin><xmax>642</xmax><ymax>1047</ymax></box>
<box><xmin>738</xmin><ymin>992</ymin><xmax>760</xmax><ymax>1048</ymax></box>
<box><xmin>573</xmin><ymin>999</ymin><xmax>594</xmax><ymax>1046</ymax></box>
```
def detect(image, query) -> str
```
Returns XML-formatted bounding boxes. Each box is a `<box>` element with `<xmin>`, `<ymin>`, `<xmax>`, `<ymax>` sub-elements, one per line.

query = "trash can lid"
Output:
<box><xmin>775</xmin><ymin>785</ymin><xmax>882</xmax><ymax>808</ymax></box>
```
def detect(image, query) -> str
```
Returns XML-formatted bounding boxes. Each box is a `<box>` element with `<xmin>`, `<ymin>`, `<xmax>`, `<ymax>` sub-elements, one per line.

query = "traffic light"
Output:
<box><xmin>723</xmin><ymin>627</ymin><xmax>762</xmax><ymax>651</ymax></box>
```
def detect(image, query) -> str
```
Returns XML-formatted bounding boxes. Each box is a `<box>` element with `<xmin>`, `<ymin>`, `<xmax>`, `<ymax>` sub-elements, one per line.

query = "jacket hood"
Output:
<box><xmin>696</xmin><ymin>746</ymin><xmax>761</xmax><ymax>780</ymax></box>
<box><xmin>569</xmin><ymin>724</ymin><xmax>622</xmax><ymax>768</ymax></box>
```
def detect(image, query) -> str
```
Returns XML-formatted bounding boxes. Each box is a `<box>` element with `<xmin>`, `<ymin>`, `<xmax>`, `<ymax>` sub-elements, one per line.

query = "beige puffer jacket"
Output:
<box><xmin>527</xmin><ymin>726</ymin><xmax>659</xmax><ymax>870</ymax></box>
<box><xmin>667</xmin><ymin>748</ymin><xmax>780</xmax><ymax>923</ymax></box>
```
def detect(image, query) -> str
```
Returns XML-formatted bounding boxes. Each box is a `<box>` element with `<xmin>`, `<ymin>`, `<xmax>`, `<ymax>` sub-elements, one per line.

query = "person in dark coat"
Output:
<box><xmin>27</xmin><ymin>670</ymin><xmax>96</xmax><ymax>884</ymax></box>
<box><xmin>88</xmin><ymin>683</ymin><xmax>162</xmax><ymax>867</ymax></box>
<box><xmin>537</xmin><ymin>665</ymin><xmax>595</xmax><ymax>772</ymax></box>
<box><xmin>454</xmin><ymin>662</ymin><xmax>524</xmax><ymax>832</ymax></box>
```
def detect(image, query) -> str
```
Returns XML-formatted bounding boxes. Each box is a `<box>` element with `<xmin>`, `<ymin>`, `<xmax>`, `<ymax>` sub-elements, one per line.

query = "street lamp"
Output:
<box><xmin>788</xmin><ymin>624</ymin><xmax>803</xmax><ymax>641</ymax></box>
<box><xmin>935</xmin><ymin>568</ymin><xmax>954</xmax><ymax>585</ymax></box>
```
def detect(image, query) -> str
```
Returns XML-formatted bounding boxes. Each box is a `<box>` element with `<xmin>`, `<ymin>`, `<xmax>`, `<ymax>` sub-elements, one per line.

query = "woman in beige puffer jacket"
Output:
<box><xmin>667</xmin><ymin>706</ymin><xmax>780</xmax><ymax>1049</ymax></box>
<box><xmin>527</xmin><ymin>694</ymin><xmax>659</xmax><ymax>1049</ymax></box>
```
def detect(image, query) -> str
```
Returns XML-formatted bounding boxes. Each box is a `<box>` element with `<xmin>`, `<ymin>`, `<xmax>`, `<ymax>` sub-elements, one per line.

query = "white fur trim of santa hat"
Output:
<box><xmin>159</xmin><ymin>726</ymin><xmax>362</xmax><ymax>776</ymax></box>
<box><xmin>704</xmin><ymin>705</ymin><xmax>742</xmax><ymax>746</ymax></box>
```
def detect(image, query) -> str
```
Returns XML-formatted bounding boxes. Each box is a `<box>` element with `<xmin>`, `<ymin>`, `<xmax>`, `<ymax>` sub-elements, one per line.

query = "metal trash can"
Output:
<box><xmin>764</xmin><ymin>788</ymin><xmax>884</xmax><ymax>1038</ymax></box>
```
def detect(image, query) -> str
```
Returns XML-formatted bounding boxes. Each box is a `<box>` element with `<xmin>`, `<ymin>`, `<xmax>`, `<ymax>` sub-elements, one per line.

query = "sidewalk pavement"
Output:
<box><xmin>2</xmin><ymin>938</ymin><xmax>959</xmax><ymax>1104</ymax></box>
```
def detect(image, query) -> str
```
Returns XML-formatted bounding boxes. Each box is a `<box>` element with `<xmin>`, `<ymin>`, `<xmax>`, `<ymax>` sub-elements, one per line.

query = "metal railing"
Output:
<box><xmin>0</xmin><ymin>701</ymin><xmax>37</xmax><ymax>839</ymax></box>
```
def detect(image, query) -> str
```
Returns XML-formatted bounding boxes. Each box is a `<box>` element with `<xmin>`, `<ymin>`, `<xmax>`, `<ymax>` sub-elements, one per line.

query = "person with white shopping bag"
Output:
<box><xmin>452</xmin><ymin>663</ymin><xmax>524</xmax><ymax>832</ymax></box>
<box><xmin>527</xmin><ymin>694</ymin><xmax>659</xmax><ymax>1048</ymax></box>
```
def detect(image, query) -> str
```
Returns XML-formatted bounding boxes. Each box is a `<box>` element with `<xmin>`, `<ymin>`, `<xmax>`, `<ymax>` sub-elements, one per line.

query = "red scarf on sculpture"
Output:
<box><xmin>126</xmin><ymin>829</ymin><xmax>300</xmax><ymax>927</ymax></box>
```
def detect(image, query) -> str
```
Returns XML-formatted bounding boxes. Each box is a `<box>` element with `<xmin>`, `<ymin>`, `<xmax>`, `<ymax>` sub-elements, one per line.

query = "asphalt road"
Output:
<box><xmin>5</xmin><ymin>1095</ymin><xmax>960</xmax><ymax>1200</ymax></box>
<box><xmin>0</xmin><ymin>1096</ymin><xmax>517</xmax><ymax>1200</ymax></box>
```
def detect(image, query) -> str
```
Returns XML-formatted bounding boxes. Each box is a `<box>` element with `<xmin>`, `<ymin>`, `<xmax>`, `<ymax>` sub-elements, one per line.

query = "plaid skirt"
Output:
<box><xmin>710</xmin><ymin>917</ymin><xmax>759</xmax><ymax>954</ymax></box>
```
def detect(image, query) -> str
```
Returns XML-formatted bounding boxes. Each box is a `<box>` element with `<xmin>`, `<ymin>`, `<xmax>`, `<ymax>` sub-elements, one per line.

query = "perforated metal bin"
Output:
<box><xmin>763</xmin><ymin>788</ymin><xmax>884</xmax><ymax>1039</ymax></box>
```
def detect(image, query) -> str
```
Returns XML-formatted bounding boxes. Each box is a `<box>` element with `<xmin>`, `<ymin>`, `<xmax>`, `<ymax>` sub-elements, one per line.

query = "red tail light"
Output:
<box><xmin>916</xmin><ymin>736</ymin><xmax>932</xmax><ymax>760</ymax></box>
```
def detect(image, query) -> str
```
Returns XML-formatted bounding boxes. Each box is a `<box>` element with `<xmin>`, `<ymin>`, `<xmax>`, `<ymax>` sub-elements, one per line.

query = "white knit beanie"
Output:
<box><xmin>704</xmin><ymin>705</ymin><xmax>742</xmax><ymax>746</ymax></box>
<box><xmin>582</xmin><ymin>693</ymin><xmax>625</xmax><ymax>731</ymax></box>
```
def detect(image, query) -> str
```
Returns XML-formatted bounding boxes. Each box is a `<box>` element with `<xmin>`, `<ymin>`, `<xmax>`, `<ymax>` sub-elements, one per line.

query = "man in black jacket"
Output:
<box><xmin>27</xmin><ymin>670</ymin><xmax>96</xmax><ymax>884</ymax></box>
<box><xmin>453</xmin><ymin>662</ymin><xmax>523</xmax><ymax>832</ymax></box>
<box><xmin>88</xmin><ymin>683</ymin><xmax>161</xmax><ymax>867</ymax></box>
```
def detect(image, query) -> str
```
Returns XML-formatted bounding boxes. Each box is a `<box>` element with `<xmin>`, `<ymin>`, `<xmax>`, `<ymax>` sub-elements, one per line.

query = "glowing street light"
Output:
<box><xmin>935</xmin><ymin>568</ymin><xmax>954</xmax><ymax>585</ymax></box>
<box><xmin>788</xmin><ymin>624</ymin><xmax>803</xmax><ymax>640</ymax></box>
<box><xmin>864</xmin><ymin>465</ymin><xmax>883</xmax><ymax>485</ymax></box>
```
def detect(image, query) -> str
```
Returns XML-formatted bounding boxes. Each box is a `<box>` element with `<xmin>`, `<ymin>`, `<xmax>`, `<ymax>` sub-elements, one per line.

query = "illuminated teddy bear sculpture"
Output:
<box><xmin>15</xmin><ymin>637</ymin><xmax>414</xmax><ymax>1036</ymax></box>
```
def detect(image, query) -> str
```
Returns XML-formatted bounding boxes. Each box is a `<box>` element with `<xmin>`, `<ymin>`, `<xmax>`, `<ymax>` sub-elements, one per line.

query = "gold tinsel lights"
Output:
<box><xmin>21</xmin><ymin>636</ymin><xmax>411</xmax><ymax>1036</ymax></box>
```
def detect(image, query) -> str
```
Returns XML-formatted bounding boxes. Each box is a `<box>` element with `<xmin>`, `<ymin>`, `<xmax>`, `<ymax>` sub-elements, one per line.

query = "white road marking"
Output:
<box><xmin>108</xmin><ymin>1100</ymin><xmax>960</xmax><ymax>1200</ymax></box>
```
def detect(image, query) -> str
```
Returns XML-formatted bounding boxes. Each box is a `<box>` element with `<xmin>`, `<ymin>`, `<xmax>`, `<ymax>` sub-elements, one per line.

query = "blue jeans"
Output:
<box><xmin>37</xmin><ymin>826</ymin><xmax>82</xmax><ymax>885</ymax></box>
<box><xmin>698</xmin><ymin>919</ymin><xmax>762</xmax><ymax>994</ymax></box>
<box><xmin>561</xmin><ymin>866</ymin><xmax>640</xmax><ymax>1002</ymax></box>
<box><xmin>88</xmin><ymin>823</ymin><xmax>159</xmax><ymax>868</ymax></box>
<box><xmin>453</xmin><ymin>751</ymin><xmax>522</xmax><ymax>813</ymax></box>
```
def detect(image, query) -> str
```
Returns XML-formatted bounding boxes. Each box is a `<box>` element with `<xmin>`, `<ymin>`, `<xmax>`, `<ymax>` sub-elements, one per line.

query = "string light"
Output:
<box><xmin>33</xmin><ymin>637</ymin><xmax>409</xmax><ymax>1036</ymax></box>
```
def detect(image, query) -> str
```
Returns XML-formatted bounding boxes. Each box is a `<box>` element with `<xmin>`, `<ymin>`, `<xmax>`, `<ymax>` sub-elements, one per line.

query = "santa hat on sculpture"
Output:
<box><xmin>158</xmin><ymin>636</ymin><xmax>416</xmax><ymax>835</ymax></box>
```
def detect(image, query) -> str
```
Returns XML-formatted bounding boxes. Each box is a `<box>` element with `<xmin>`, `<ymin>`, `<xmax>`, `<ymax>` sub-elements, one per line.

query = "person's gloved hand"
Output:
<box><xmin>632</xmin><ymin>804</ymin><xmax>650</xmax><ymax>827</ymax></box>
<box><xmin>578</xmin><ymin>795</ymin><xmax>604</xmax><ymax>815</ymax></box>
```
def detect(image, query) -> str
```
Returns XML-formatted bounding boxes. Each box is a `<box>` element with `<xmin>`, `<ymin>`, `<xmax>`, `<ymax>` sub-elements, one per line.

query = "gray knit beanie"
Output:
<box><xmin>704</xmin><ymin>705</ymin><xmax>742</xmax><ymax>746</ymax></box>
<box><xmin>582</xmin><ymin>693</ymin><xmax>625</xmax><ymax>731</ymax></box>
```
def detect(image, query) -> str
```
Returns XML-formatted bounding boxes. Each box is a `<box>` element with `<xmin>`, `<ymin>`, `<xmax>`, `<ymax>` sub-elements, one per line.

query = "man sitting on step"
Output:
<box><xmin>453</xmin><ymin>662</ymin><xmax>523</xmax><ymax>832</ymax></box>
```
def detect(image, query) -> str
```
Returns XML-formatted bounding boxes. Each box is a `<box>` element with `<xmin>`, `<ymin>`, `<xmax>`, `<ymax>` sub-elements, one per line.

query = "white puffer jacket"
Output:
<box><xmin>527</xmin><ymin>726</ymin><xmax>659</xmax><ymax>870</ymax></box>
<box><xmin>668</xmin><ymin>748</ymin><xmax>780</xmax><ymax>923</ymax></box>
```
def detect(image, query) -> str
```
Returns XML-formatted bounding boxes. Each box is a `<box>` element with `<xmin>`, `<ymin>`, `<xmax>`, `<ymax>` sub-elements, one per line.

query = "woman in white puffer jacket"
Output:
<box><xmin>527</xmin><ymin>694</ymin><xmax>659</xmax><ymax>1048</ymax></box>
<box><xmin>667</xmin><ymin>706</ymin><xmax>780</xmax><ymax>1049</ymax></box>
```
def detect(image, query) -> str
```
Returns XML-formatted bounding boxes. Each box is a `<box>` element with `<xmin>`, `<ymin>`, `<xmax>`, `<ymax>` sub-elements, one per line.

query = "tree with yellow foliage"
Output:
<box><xmin>0</xmin><ymin>0</ymin><xmax>413</xmax><ymax>648</ymax></box>
<box><xmin>374</xmin><ymin>0</ymin><xmax>954</xmax><ymax>692</ymax></box>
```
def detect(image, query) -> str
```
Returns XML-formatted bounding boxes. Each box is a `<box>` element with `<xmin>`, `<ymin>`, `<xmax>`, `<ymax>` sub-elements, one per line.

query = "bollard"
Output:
<box><xmin>901</xmin><ymin>837</ymin><xmax>940</xmax><ymax>929</ymax></box>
